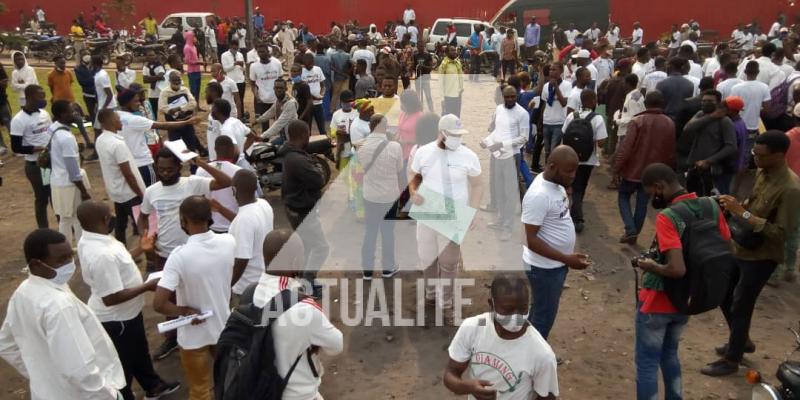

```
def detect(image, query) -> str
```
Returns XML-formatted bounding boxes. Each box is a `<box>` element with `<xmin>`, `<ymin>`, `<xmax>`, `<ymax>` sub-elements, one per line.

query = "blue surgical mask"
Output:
<box><xmin>42</xmin><ymin>260</ymin><xmax>76</xmax><ymax>286</ymax></box>
<box><xmin>291</xmin><ymin>75</ymin><xmax>302</xmax><ymax>83</ymax></box>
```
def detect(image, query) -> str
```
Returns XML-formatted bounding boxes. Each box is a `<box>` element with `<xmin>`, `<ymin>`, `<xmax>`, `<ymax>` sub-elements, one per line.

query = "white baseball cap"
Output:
<box><xmin>439</xmin><ymin>114</ymin><xmax>469</xmax><ymax>135</ymax></box>
<box><xmin>572</xmin><ymin>49</ymin><xmax>591</xmax><ymax>59</ymax></box>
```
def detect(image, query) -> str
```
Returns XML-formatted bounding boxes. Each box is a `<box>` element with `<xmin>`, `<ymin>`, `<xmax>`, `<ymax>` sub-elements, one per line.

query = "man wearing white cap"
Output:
<box><xmin>409</xmin><ymin>114</ymin><xmax>483</xmax><ymax>317</ymax></box>
<box><xmin>572</xmin><ymin>49</ymin><xmax>597</xmax><ymax>91</ymax></box>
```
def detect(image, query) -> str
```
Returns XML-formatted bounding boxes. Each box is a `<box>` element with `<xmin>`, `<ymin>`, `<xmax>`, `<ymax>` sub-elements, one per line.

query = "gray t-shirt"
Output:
<box><xmin>354</xmin><ymin>75</ymin><xmax>376</xmax><ymax>99</ymax></box>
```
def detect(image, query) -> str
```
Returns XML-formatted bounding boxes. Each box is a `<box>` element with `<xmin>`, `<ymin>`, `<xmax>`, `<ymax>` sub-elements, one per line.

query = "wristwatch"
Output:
<box><xmin>742</xmin><ymin>211</ymin><xmax>752</xmax><ymax>220</ymax></box>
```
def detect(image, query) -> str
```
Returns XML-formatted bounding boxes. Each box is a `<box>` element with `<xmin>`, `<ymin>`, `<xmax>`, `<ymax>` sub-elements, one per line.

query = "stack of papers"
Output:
<box><xmin>157</xmin><ymin>311</ymin><xmax>214</xmax><ymax>333</ymax></box>
<box><xmin>164</xmin><ymin>139</ymin><xmax>198</xmax><ymax>162</ymax></box>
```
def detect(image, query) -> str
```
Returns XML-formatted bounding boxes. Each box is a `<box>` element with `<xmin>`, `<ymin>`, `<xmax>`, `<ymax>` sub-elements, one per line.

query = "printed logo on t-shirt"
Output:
<box><xmin>470</xmin><ymin>352</ymin><xmax>524</xmax><ymax>394</ymax></box>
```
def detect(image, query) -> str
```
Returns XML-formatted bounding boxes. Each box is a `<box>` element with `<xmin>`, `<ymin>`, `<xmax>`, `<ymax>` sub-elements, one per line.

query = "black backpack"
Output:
<box><xmin>562</xmin><ymin>111</ymin><xmax>596</xmax><ymax>162</ymax></box>
<box><xmin>661</xmin><ymin>197</ymin><xmax>734</xmax><ymax>315</ymax></box>
<box><xmin>214</xmin><ymin>285</ymin><xmax>318</xmax><ymax>400</ymax></box>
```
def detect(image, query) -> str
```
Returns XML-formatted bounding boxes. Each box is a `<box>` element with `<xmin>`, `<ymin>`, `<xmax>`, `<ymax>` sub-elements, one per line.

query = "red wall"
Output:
<box><xmin>2</xmin><ymin>0</ymin><xmax>796</xmax><ymax>42</ymax></box>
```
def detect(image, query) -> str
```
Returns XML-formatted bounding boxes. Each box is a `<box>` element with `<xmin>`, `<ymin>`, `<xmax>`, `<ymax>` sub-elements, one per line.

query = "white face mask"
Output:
<box><xmin>42</xmin><ymin>260</ymin><xmax>76</xmax><ymax>286</ymax></box>
<box><xmin>492</xmin><ymin>308</ymin><xmax>529</xmax><ymax>333</ymax></box>
<box><xmin>443</xmin><ymin>135</ymin><xmax>462</xmax><ymax>150</ymax></box>
<box><xmin>81</xmin><ymin>55</ymin><xmax>91</xmax><ymax>64</ymax></box>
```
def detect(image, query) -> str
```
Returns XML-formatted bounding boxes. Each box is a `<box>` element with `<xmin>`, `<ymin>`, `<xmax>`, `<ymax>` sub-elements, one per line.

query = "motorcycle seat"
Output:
<box><xmin>777</xmin><ymin>361</ymin><xmax>800</xmax><ymax>390</ymax></box>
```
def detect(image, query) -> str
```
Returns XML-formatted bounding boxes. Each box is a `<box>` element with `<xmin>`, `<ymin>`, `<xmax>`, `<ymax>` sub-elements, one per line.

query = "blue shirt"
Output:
<box><xmin>253</xmin><ymin>14</ymin><xmax>265</xmax><ymax>30</ymax></box>
<box><xmin>525</xmin><ymin>23</ymin><xmax>540</xmax><ymax>47</ymax></box>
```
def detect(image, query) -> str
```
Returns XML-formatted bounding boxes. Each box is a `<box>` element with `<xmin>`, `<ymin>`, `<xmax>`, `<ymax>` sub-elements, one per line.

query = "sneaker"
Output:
<box><xmin>84</xmin><ymin>151</ymin><xmax>99</xmax><ymax>162</ymax></box>
<box><xmin>362</xmin><ymin>271</ymin><xmax>373</xmax><ymax>281</ymax></box>
<box><xmin>715</xmin><ymin>341</ymin><xmax>755</xmax><ymax>357</ymax></box>
<box><xmin>700</xmin><ymin>359</ymin><xmax>739</xmax><ymax>377</ymax></box>
<box><xmin>619</xmin><ymin>233</ymin><xmax>638</xmax><ymax>245</ymax></box>
<box><xmin>153</xmin><ymin>337</ymin><xmax>178</xmax><ymax>361</ymax></box>
<box><xmin>145</xmin><ymin>381</ymin><xmax>181</xmax><ymax>399</ymax></box>
<box><xmin>574</xmin><ymin>221</ymin><xmax>585</xmax><ymax>233</ymax></box>
<box><xmin>382</xmin><ymin>267</ymin><xmax>399</xmax><ymax>278</ymax></box>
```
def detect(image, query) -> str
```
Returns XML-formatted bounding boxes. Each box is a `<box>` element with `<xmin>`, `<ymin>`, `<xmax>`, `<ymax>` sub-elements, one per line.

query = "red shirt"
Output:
<box><xmin>638</xmin><ymin>193</ymin><xmax>731</xmax><ymax>313</ymax></box>
<box><xmin>787</xmin><ymin>128</ymin><xmax>800</xmax><ymax>177</ymax></box>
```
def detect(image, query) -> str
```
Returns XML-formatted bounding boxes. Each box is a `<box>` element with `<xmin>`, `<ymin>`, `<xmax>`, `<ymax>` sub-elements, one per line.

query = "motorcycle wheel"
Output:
<box><xmin>312</xmin><ymin>155</ymin><xmax>332</xmax><ymax>186</ymax></box>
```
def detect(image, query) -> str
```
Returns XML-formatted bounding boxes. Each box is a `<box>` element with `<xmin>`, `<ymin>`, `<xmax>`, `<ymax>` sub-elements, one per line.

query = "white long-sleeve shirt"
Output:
<box><xmin>0</xmin><ymin>275</ymin><xmax>125</xmax><ymax>400</ymax></box>
<box><xmin>485</xmin><ymin>103</ymin><xmax>530</xmax><ymax>159</ymax></box>
<box><xmin>11</xmin><ymin>65</ymin><xmax>38</xmax><ymax>103</ymax></box>
<box><xmin>221</xmin><ymin>50</ymin><xmax>246</xmax><ymax>84</ymax></box>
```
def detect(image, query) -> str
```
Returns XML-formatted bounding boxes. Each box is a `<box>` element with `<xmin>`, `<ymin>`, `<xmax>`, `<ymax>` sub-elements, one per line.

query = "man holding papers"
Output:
<box><xmin>153</xmin><ymin>196</ymin><xmax>235</xmax><ymax>400</ymax></box>
<box><xmin>76</xmin><ymin>201</ymin><xmax>180</xmax><ymax>400</ymax></box>
<box><xmin>409</xmin><ymin>114</ymin><xmax>483</xmax><ymax>319</ymax></box>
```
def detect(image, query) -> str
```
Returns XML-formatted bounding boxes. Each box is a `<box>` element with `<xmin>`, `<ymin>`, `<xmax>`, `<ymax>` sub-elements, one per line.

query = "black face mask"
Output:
<box><xmin>701</xmin><ymin>104</ymin><xmax>717</xmax><ymax>114</ymax></box>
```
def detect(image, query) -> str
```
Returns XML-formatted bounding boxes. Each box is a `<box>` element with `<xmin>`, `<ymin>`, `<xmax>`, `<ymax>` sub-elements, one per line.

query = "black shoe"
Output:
<box><xmin>700</xmin><ymin>359</ymin><xmax>739</xmax><ymax>377</ymax></box>
<box><xmin>574</xmin><ymin>221</ymin><xmax>585</xmax><ymax>233</ymax></box>
<box><xmin>715</xmin><ymin>341</ymin><xmax>756</xmax><ymax>357</ymax></box>
<box><xmin>84</xmin><ymin>151</ymin><xmax>99</xmax><ymax>162</ymax></box>
<box><xmin>362</xmin><ymin>271</ymin><xmax>373</xmax><ymax>281</ymax></box>
<box><xmin>382</xmin><ymin>267</ymin><xmax>399</xmax><ymax>278</ymax></box>
<box><xmin>619</xmin><ymin>233</ymin><xmax>638</xmax><ymax>245</ymax></box>
<box><xmin>531</xmin><ymin>165</ymin><xmax>543</xmax><ymax>173</ymax></box>
<box><xmin>153</xmin><ymin>337</ymin><xmax>178</xmax><ymax>361</ymax></box>
<box><xmin>145</xmin><ymin>381</ymin><xmax>181</xmax><ymax>399</ymax></box>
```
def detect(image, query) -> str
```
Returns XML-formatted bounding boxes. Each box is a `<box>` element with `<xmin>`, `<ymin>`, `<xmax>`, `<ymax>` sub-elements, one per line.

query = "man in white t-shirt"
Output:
<box><xmin>716</xmin><ymin>62</ymin><xmax>743</xmax><ymax>100</ymax></box>
<box><xmin>737</xmin><ymin>42</ymin><xmax>786</xmax><ymax>90</ymax></box>
<box><xmin>403</xmin><ymin>6</ymin><xmax>416</xmax><ymax>26</ymax></box>
<box><xmin>566</xmin><ymin>67</ymin><xmax>592</xmax><ymax>114</ymax></box>
<box><xmin>138</xmin><ymin>147</ymin><xmax>232</xmax><ymax>360</ymax></box>
<box><xmin>352</xmin><ymin>40</ymin><xmax>377</xmax><ymax>76</ymax></box>
<box><xmin>250</xmin><ymin>46</ymin><xmax>284</xmax><ymax>130</ymax></box>
<box><xmin>227</xmin><ymin>170</ymin><xmax>274</xmax><ymax>296</ymax></box>
<box><xmin>394</xmin><ymin>22</ymin><xmax>407</xmax><ymax>41</ymax></box>
<box><xmin>642</xmin><ymin>57</ymin><xmax>668</xmax><ymax>94</ymax></box>
<box><xmin>94</xmin><ymin>109</ymin><xmax>146</xmax><ymax>244</ymax></box>
<box><xmin>93</xmin><ymin>56</ymin><xmax>118</xmax><ymax>125</ymax></box>
<box><xmin>210</xmin><ymin>63</ymin><xmax>242</xmax><ymax>119</ymax></box>
<box><xmin>76</xmin><ymin>201</ymin><xmax>180</xmax><ymax>400</ymax></box>
<box><xmin>631</xmin><ymin>21</ymin><xmax>644</xmax><ymax>50</ymax></box>
<box><xmin>301</xmin><ymin>53</ymin><xmax>328</xmax><ymax>136</ymax></box>
<box><xmin>115</xmin><ymin>56</ymin><xmax>137</xmax><ymax>90</ymax></box>
<box><xmin>49</xmin><ymin>101</ymin><xmax>91</xmax><ymax>245</ymax></box>
<box><xmin>561</xmin><ymin>90</ymin><xmax>607</xmax><ymax>233</ymax></box>
<box><xmin>444</xmin><ymin>274</ymin><xmax>559</xmax><ymax>399</ymax></box>
<box><xmin>731</xmin><ymin>61</ymin><xmax>772</xmax><ymax>134</ymax></box>
<box><xmin>142</xmin><ymin>50</ymin><xmax>167</xmax><ymax>113</ymax></box>
<box><xmin>407</xmin><ymin>21</ymin><xmax>419</xmax><ymax>44</ymax></box>
<box><xmin>153</xmin><ymin>196</ymin><xmax>235</xmax><ymax>399</ymax></box>
<box><xmin>540</xmin><ymin>63</ymin><xmax>572</xmax><ymax>159</ymax></box>
<box><xmin>522</xmin><ymin>145</ymin><xmax>591</xmax><ymax>339</ymax></box>
<box><xmin>195</xmin><ymin>136</ymin><xmax>242</xmax><ymax>233</ymax></box>
<box><xmin>220</xmin><ymin>40</ymin><xmax>247</xmax><ymax>105</ymax></box>
<box><xmin>211</xmin><ymin>99</ymin><xmax>254</xmax><ymax>161</ymax></box>
<box><xmin>252</xmin><ymin>229</ymin><xmax>343</xmax><ymax>400</ymax></box>
<box><xmin>482</xmin><ymin>86</ymin><xmax>529</xmax><ymax>241</ymax></box>
<box><xmin>409</xmin><ymin>114</ymin><xmax>483</xmax><ymax>315</ymax></box>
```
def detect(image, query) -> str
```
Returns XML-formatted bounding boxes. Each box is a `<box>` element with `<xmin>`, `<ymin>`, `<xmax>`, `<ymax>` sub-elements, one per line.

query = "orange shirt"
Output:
<box><xmin>48</xmin><ymin>70</ymin><xmax>75</xmax><ymax>103</ymax></box>
<box><xmin>787</xmin><ymin>128</ymin><xmax>800</xmax><ymax>177</ymax></box>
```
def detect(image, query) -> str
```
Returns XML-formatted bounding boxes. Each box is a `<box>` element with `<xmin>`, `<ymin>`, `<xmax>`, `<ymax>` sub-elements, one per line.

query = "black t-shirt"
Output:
<box><xmin>413</xmin><ymin>52</ymin><xmax>433</xmax><ymax>76</ymax></box>
<box><xmin>293</xmin><ymin>81</ymin><xmax>312</xmax><ymax>115</ymax></box>
<box><xmin>0</xmin><ymin>66</ymin><xmax>7</xmax><ymax>104</ymax></box>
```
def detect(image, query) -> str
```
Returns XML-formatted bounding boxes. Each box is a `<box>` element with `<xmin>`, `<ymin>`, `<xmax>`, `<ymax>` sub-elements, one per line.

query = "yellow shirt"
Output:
<box><xmin>371</xmin><ymin>95</ymin><xmax>400</xmax><ymax>126</ymax></box>
<box><xmin>143</xmin><ymin>18</ymin><xmax>157</xmax><ymax>35</ymax></box>
<box><xmin>70</xmin><ymin>25</ymin><xmax>84</xmax><ymax>38</ymax></box>
<box><xmin>439</xmin><ymin>57</ymin><xmax>463</xmax><ymax>98</ymax></box>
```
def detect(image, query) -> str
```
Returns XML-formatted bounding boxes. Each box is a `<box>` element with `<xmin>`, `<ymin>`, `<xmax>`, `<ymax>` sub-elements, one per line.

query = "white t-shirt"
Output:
<box><xmin>95</xmin><ymin>131</ymin><xmax>145</xmax><ymax>203</ymax></box>
<box><xmin>211</xmin><ymin>77</ymin><xmax>240</xmax><ymax>118</ymax></box>
<box><xmin>632</xmin><ymin>28</ymin><xmax>644</xmax><ymax>45</ymax></box>
<box><xmin>330</xmin><ymin>109</ymin><xmax>357</xmax><ymax>134</ymax></box>
<box><xmin>142</xmin><ymin>63</ymin><xmax>167</xmax><ymax>99</ymax></box>
<box><xmin>220</xmin><ymin>117</ymin><xmax>252</xmax><ymax>154</ymax></box>
<box><xmin>117</xmin><ymin>110</ymin><xmax>155</xmax><ymax>167</ymax></box>
<box><xmin>158</xmin><ymin>231</ymin><xmax>234</xmax><ymax>350</ymax></box>
<box><xmin>668</xmin><ymin>31</ymin><xmax>681</xmax><ymax>49</ymax></box>
<box><xmin>349</xmin><ymin>118</ymin><xmax>371</xmax><ymax>147</ymax></box>
<box><xmin>561</xmin><ymin>110</ymin><xmax>608</xmax><ymax>166</ymax></box>
<box><xmin>448</xmin><ymin>313</ymin><xmax>559</xmax><ymax>399</ymax></box>
<box><xmin>252</xmin><ymin>274</ymin><xmax>343</xmax><ymax>400</ymax></box>
<box><xmin>731</xmin><ymin>80</ymin><xmax>771</xmax><ymax>130</ymax></box>
<box><xmin>78</xmin><ymin>231</ymin><xmax>145</xmax><ymax>323</ymax></box>
<box><xmin>302</xmin><ymin>66</ymin><xmax>326</xmax><ymax>105</ymax></box>
<box><xmin>207</xmin><ymin>115</ymin><xmax>223</xmax><ymax>161</ymax></box>
<box><xmin>394</xmin><ymin>25</ymin><xmax>407</xmax><ymax>40</ymax></box>
<box><xmin>195</xmin><ymin>161</ymin><xmax>241</xmax><ymax>232</ymax></box>
<box><xmin>246</xmin><ymin>49</ymin><xmax>259</xmax><ymax>65</ymax></box>
<box><xmin>249</xmin><ymin>58</ymin><xmax>283</xmax><ymax>103</ymax></box>
<box><xmin>565</xmin><ymin>29</ymin><xmax>579</xmax><ymax>44</ymax></box>
<box><xmin>10</xmin><ymin>109</ymin><xmax>52</xmax><ymax>162</ymax></box>
<box><xmin>407</xmin><ymin>26</ymin><xmax>419</xmax><ymax>43</ymax></box>
<box><xmin>642</xmin><ymin>71</ymin><xmax>668</xmax><ymax>93</ymax></box>
<box><xmin>353</xmin><ymin>49</ymin><xmax>377</xmax><ymax>76</ymax></box>
<box><xmin>680</xmin><ymin>40</ymin><xmax>698</xmax><ymax>53</ymax></box>
<box><xmin>566</xmin><ymin>87</ymin><xmax>585</xmax><ymax>112</ymax></box>
<box><xmin>606</xmin><ymin>27</ymin><xmax>620</xmax><ymax>46</ymax></box>
<box><xmin>49</xmin><ymin>122</ymin><xmax>79</xmax><ymax>188</ymax></box>
<box><xmin>94</xmin><ymin>69</ymin><xmax>118</xmax><ymax>110</ymax></box>
<box><xmin>717</xmin><ymin>78</ymin><xmax>743</xmax><ymax>100</ymax></box>
<box><xmin>541</xmin><ymin>81</ymin><xmax>573</xmax><ymax>125</ymax></box>
<box><xmin>221</xmin><ymin>50</ymin><xmax>246</xmax><ymax>83</ymax></box>
<box><xmin>140</xmin><ymin>176</ymin><xmax>213</xmax><ymax>257</ymax></box>
<box><xmin>410</xmin><ymin>141</ymin><xmax>481</xmax><ymax>204</ymax></box>
<box><xmin>115</xmin><ymin>68</ymin><xmax>137</xmax><ymax>89</ymax></box>
<box><xmin>522</xmin><ymin>173</ymin><xmax>575</xmax><ymax>268</ymax></box>
<box><xmin>229</xmin><ymin>199</ymin><xmax>274</xmax><ymax>294</ymax></box>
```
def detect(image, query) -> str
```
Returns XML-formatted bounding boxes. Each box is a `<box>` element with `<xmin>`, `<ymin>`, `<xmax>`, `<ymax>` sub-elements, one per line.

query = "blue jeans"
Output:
<box><xmin>542</xmin><ymin>124</ymin><xmax>563</xmax><ymax>158</ymax></box>
<box><xmin>525</xmin><ymin>265</ymin><xmax>568</xmax><ymax>339</ymax></box>
<box><xmin>712</xmin><ymin>173</ymin><xmax>733</xmax><ymax>195</ymax></box>
<box><xmin>518</xmin><ymin>151</ymin><xmax>534</xmax><ymax>188</ymax></box>
<box><xmin>635</xmin><ymin>307</ymin><xmax>689</xmax><ymax>400</ymax></box>
<box><xmin>361</xmin><ymin>200</ymin><xmax>396</xmax><ymax>271</ymax></box>
<box><xmin>618</xmin><ymin>179</ymin><xmax>650</xmax><ymax>236</ymax></box>
<box><xmin>311</xmin><ymin>104</ymin><xmax>328</xmax><ymax>136</ymax></box>
<box><xmin>187</xmin><ymin>72</ymin><xmax>201</xmax><ymax>103</ymax></box>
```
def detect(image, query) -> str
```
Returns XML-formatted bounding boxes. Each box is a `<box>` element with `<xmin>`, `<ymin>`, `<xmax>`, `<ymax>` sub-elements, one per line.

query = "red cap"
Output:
<box><xmin>724</xmin><ymin>96</ymin><xmax>745</xmax><ymax>112</ymax></box>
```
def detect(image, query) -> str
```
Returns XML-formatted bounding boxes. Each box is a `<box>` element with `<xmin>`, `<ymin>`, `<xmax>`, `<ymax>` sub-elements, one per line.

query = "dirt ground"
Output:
<box><xmin>0</xmin><ymin>72</ymin><xmax>798</xmax><ymax>400</ymax></box>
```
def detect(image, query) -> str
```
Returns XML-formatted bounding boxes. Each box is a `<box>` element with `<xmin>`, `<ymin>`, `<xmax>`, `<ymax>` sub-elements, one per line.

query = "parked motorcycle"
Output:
<box><xmin>86</xmin><ymin>37</ymin><xmax>115</xmax><ymax>65</ymax></box>
<box><xmin>246</xmin><ymin>136</ymin><xmax>334</xmax><ymax>191</ymax></box>
<box><xmin>24</xmin><ymin>34</ymin><xmax>75</xmax><ymax>61</ymax></box>
<box><xmin>121</xmin><ymin>38</ymin><xmax>168</xmax><ymax>66</ymax></box>
<box><xmin>746</xmin><ymin>322</ymin><xmax>800</xmax><ymax>399</ymax></box>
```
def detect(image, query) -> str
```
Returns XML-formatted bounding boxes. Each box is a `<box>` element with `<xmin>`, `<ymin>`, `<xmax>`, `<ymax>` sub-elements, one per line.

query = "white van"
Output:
<box><xmin>157</xmin><ymin>12</ymin><xmax>216</xmax><ymax>41</ymax></box>
<box><xmin>425</xmin><ymin>18</ymin><xmax>491</xmax><ymax>51</ymax></box>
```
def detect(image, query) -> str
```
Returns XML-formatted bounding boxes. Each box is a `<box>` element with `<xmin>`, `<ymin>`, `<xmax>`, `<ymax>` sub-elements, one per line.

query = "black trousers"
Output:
<box><xmin>721</xmin><ymin>258</ymin><xmax>777</xmax><ymax>362</ymax></box>
<box><xmin>148</xmin><ymin>98</ymin><xmax>159</xmax><ymax>118</ymax></box>
<box><xmin>255</xmin><ymin>101</ymin><xmax>271</xmax><ymax>131</ymax></box>
<box><xmin>530</xmin><ymin>128</ymin><xmax>545</xmax><ymax>169</ymax></box>
<box><xmin>114</xmin><ymin>197</ymin><xmax>142</xmax><ymax>245</ymax></box>
<box><xmin>83</xmin><ymin>94</ymin><xmax>97</xmax><ymax>133</ymax></box>
<box><xmin>570</xmin><ymin>165</ymin><xmax>594</xmax><ymax>223</ymax></box>
<box><xmin>25</xmin><ymin>161</ymin><xmax>51</xmax><ymax>228</ymax></box>
<box><xmin>102</xmin><ymin>313</ymin><xmax>163</xmax><ymax>400</ymax></box>
<box><xmin>236</xmin><ymin>82</ymin><xmax>246</xmax><ymax>109</ymax></box>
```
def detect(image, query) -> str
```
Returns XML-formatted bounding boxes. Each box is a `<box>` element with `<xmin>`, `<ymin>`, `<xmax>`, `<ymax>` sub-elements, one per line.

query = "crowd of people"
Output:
<box><xmin>0</xmin><ymin>5</ymin><xmax>799</xmax><ymax>400</ymax></box>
